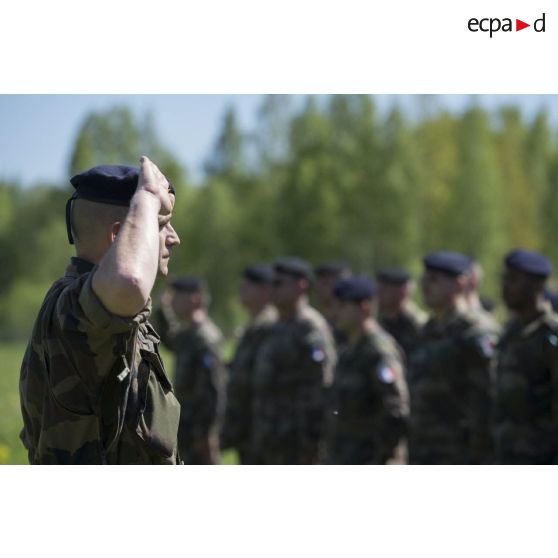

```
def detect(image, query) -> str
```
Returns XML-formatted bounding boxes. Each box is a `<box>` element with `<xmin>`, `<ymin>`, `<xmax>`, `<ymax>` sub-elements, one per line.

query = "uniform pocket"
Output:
<box><xmin>135</xmin><ymin>350</ymin><xmax>181</xmax><ymax>459</ymax></box>
<box><xmin>38</xmin><ymin>398</ymin><xmax>103</xmax><ymax>464</ymax></box>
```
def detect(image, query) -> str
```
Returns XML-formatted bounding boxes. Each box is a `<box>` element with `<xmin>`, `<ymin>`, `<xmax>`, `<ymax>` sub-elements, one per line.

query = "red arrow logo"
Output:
<box><xmin>516</xmin><ymin>19</ymin><xmax>530</xmax><ymax>31</ymax></box>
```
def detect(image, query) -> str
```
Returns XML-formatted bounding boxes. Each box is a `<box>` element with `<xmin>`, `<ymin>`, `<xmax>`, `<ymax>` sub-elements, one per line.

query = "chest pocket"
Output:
<box><xmin>134</xmin><ymin>349</ymin><xmax>181</xmax><ymax>459</ymax></box>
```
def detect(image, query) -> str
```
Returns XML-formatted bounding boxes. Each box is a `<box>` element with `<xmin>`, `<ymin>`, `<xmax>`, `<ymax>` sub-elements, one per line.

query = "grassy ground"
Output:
<box><xmin>0</xmin><ymin>342</ymin><xmax>239</xmax><ymax>465</ymax></box>
<box><xmin>0</xmin><ymin>342</ymin><xmax>28</xmax><ymax>464</ymax></box>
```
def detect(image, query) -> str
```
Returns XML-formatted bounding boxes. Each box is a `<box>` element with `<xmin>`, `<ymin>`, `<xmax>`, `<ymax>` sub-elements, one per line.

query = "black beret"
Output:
<box><xmin>423</xmin><ymin>251</ymin><xmax>472</xmax><ymax>277</ymax></box>
<box><xmin>243</xmin><ymin>264</ymin><xmax>274</xmax><ymax>284</ymax></box>
<box><xmin>505</xmin><ymin>249</ymin><xmax>552</xmax><ymax>278</ymax></box>
<box><xmin>333</xmin><ymin>276</ymin><xmax>376</xmax><ymax>301</ymax></box>
<box><xmin>376</xmin><ymin>267</ymin><xmax>411</xmax><ymax>285</ymax></box>
<box><xmin>274</xmin><ymin>257</ymin><xmax>313</xmax><ymax>280</ymax></box>
<box><xmin>70</xmin><ymin>165</ymin><xmax>140</xmax><ymax>206</ymax></box>
<box><xmin>314</xmin><ymin>261</ymin><xmax>351</xmax><ymax>277</ymax></box>
<box><xmin>169</xmin><ymin>276</ymin><xmax>205</xmax><ymax>292</ymax></box>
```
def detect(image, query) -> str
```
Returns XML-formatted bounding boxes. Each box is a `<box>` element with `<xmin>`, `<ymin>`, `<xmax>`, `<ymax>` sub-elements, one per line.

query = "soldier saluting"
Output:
<box><xmin>19</xmin><ymin>158</ymin><xmax>182</xmax><ymax>464</ymax></box>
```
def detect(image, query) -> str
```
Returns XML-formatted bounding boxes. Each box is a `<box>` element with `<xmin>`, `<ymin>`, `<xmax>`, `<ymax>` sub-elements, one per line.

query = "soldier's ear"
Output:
<box><xmin>298</xmin><ymin>278</ymin><xmax>310</xmax><ymax>293</ymax></box>
<box><xmin>110</xmin><ymin>221</ymin><xmax>122</xmax><ymax>242</ymax></box>
<box><xmin>455</xmin><ymin>274</ymin><xmax>468</xmax><ymax>292</ymax></box>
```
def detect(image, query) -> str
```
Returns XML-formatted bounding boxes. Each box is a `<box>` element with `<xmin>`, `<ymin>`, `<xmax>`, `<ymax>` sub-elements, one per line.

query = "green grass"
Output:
<box><xmin>0</xmin><ymin>342</ymin><xmax>28</xmax><ymax>464</ymax></box>
<box><xmin>0</xmin><ymin>341</ymin><xmax>239</xmax><ymax>465</ymax></box>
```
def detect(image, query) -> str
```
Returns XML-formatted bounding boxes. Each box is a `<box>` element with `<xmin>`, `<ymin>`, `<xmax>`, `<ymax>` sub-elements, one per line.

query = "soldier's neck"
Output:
<box><xmin>347</xmin><ymin>319</ymin><xmax>371</xmax><ymax>346</ymax></box>
<box><xmin>247</xmin><ymin>301</ymin><xmax>268</xmax><ymax>320</ymax></box>
<box><xmin>183</xmin><ymin>308</ymin><xmax>206</xmax><ymax>328</ymax></box>
<box><xmin>380</xmin><ymin>303</ymin><xmax>404</xmax><ymax>321</ymax></box>
<box><xmin>515</xmin><ymin>298</ymin><xmax>547</xmax><ymax>325</ymax></box>
<box><xmin>278</xmin><ymin>298</ymin><xmax>305</xmax><ymax>321</ymax></box>
<box><xmin>432</xmin><ymin>301</ymin><xmax>460</xmax><ymax>323</ymax></box>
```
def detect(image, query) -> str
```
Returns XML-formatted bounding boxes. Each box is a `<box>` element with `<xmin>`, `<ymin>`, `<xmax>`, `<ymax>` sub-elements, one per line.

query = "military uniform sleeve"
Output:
<box><xmin>181</xmin><ymin>336</ymin><xmax>223</xmax><ymax>437</ymax></box>
<box><xmin>543</xmin><ymin>328</ymin><xmax>558</xmax><ymax>463</ymax></box>
<box><xmin>150</xmin><ymin>306</ymin><xmax>182</xmax><ymax>351</ymax></box>
<box><xmin>463</xmin><ymin>327</ymin><xmax>497</xmax><ymax>464</ymax></box>
<box><xmin>370</xmin><ymin>351</ymin><xmax>410</xmax><ymax>464</ymax></box>
<box><xmin>220</xmin><ymin>332</ymin><xmax>252</xmax><ymax>451</ymax></box>
<box><xmin>55</xmin><ymin>271</ymin><xmax>147</xmax><ymax>390</ymax></box>
<box><xmin>295</xmin><ymin>326</ymin><xmax>331</xmax><ymax>462</ymax></box>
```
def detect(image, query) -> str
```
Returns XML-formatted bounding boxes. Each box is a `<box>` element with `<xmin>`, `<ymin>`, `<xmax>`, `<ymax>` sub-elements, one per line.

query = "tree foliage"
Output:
<box><xmin>3</xmin><ymin>97</ymin><xmax>558</xmax><ymax>339</ymax></box>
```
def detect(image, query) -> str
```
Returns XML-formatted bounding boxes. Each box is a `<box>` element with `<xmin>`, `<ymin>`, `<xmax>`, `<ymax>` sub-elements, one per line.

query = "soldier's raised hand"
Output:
<box><xmin>137</xmin><ymin>155</ymin><xmax>174</xmax><ymax>216</ymax></box>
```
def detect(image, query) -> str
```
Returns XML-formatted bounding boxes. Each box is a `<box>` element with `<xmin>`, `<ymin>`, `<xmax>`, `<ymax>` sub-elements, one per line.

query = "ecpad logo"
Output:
<box><xmin>468</xmin><ymin>13</ymin><xmax>546</xmax><ymax>37</ymax></box>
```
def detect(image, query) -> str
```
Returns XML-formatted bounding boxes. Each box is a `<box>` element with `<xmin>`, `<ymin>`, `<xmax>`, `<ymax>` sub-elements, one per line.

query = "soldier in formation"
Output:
<box><xmin>154</xmin><ymin>276</ymin><xmax>225</xmax><ymax>464</ymax></box>
<box><xmin>19</xmin><ymin>159</ymin><xmax>183</xmax><ymax>464</ymax></box>
<box><xmin>314</xmin><ymin>261</ymin><xmax>352</xmax><ymax>346</ymax></box>
<box><xmin>493</xmin><ymin>249</ymin><xmax>558</xmax><ymax>464</ymax></box>
<box><xmin>406</xmin><ymin>251</ymin><xmax>497</xmax><ymax>464</ymax></box>
<box><xmin>251</xmin><ymin>257</ymin><xmax>336</xmax><ymax>464</ymax></box>
<box><xmin>464</xmin><ymin>259</ymin><xmax>501</xmax><ymax>336</ymax></box>
<box><xmin>326</xmin><ymin>276</ymin><xmax>409</xmax><ymax>464</ymax></box>
<box><xmin>220</xmin><ymin>264</ymin><xmax>278</xmax><ymax>464</ymax></box>
<box><xmin>376</xmin><ymin>267</ymin><xmax>428</xmax><ymax>360</ymax></box>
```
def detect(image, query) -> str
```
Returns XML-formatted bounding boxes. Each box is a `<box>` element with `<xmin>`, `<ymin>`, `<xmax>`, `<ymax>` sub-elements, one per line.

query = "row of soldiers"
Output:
<box><xmin>154</xmin><ymin>249</ymin><xmax>558</xmax><ymax>465</ymax></box>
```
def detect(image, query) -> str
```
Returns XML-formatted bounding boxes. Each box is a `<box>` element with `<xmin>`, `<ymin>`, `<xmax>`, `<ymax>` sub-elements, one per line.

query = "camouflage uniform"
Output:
<box><xmin>19</xmin><ymin>257</ymin><xmax>181</xmax><ymax>464</ymax></box>
<box><xmin>220</xmin><ymin>305</ymin><xmax>278</xmax><ymax>463</ymax></box>
<box><xmin>378</xmin><ymin>300</ymin><xmax>428</xmax><ymax>360</ymax></box>
<box><xmin>407</xmin><ymin>306</ymin><xmax>497</xmax><ymax>464</ymax></box>
<box><xmin>468</xmin><ymin>303</ymin><xmax>501</xmax><ymax>340</ymax></box>
<box><xmin>493</xmin><ymin>307</ymin><xmax>558</xmax><ymax>464</ymax></box>
<box><xmin>155</xmin><ymin>309</ymin><xmax>225</xmax><ymax>464</ymax></box>
<box><xmin>252</xmin><ymin>304</ymin><xmax>336</xmax><ymax>464</ymax></box>
<box><xmin>326</xmin><ymin>322</ymin><xmax>409</xmax><ymax>464</ymax></box>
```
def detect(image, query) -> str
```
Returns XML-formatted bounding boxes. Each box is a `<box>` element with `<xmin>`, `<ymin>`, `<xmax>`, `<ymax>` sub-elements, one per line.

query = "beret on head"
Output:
<box><xmin>505</xmin><ymin>249</ymin><xmax>552</xmax><ymax>279</ymax></box>
<box><xmin>314</xmin><ymin>261</ymin><xmax>351</xmax><ymax>277</ymax></box>
<box><xmin>376</xmin><ymin>267</ymin><xmax>411</xmax><ymax>285</ymax></box>
<box><xmin>243</xmin><ymin>264</ymin><xmax>274</xmax><ymax>284</ymax></box>
<box><xmin>70</xmin><ymin>165</ymin><xmax>141</xmax><ymax>206</ymax></box>
<box><xmin>274</xmin><ymin>257</ymin><xmax>313</xmax><ymax>280</ymax></box>
<box><xmin>333</xmin><ymin>276</ymin><xmax>376</xmax><ymax>302</ymax></box>
<box><xmin>169</xmin><ymin>276</ymin><xmax>205</xmax><ymax>292</ymax></box>
<box><xmin>423</xmin><ymin>251</ymin><xmax>472</xmax><ymax>277</ymax></box>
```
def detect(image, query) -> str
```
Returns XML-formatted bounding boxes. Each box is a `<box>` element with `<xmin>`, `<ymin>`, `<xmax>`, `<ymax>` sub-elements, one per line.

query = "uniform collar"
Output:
<box><xmin>65</xmin><ymin>257</ymin><xmax>96</xmax><ymax>277</ymax></box>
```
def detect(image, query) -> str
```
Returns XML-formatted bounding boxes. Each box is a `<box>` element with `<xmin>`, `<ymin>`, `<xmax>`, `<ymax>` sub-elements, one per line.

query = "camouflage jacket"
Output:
<box><xmin>252</xmin><ymin>303</ymin><xmax>336</xmax><ymax>464</ymax></box>
<box><xmin>378</xmin><ymin>301</ymin><xmax>428</xmax><ymax>360</ymax></box>
<box><xmin>407</xmin><ymin>306</ymin><xmax>497</xmax><ymax>464</ymax></box>
<box><xmin>493</xmin><ymin>308</ymin><xmax>558</xmax><ymax>464</ymax></box>
<box><xmin>19</xmin><ymin>257</ymin><xmax>181</xmax><ymax>465</ymax></box>
<box><xmin>326</xmin><ymin>321</ymin><xmax>409</xmax><ymax>464</ymax></box>
<box><xmin>154</xmin><ymin>310</ymin><xmax>225</xmax><ymax>441</ymax></box>
<box><xmin>220</xmin><ymin>305</ymin><xmax>277</xmax><ymax>462</ymax></box>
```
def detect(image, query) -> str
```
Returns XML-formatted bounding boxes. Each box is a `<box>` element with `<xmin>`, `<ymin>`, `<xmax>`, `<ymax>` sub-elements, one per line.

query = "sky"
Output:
<box><xmin>1</xmin><ymin>94</ymin><xmax>558</xmax><ymax>187</ymax></box>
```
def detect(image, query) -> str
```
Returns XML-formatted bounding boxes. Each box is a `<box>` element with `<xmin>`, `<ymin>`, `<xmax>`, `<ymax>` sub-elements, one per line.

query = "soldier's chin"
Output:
<box><xmin>158</xmin><ymin>259</ymin><xmax>170</xmax><ymax>277</ymax></box>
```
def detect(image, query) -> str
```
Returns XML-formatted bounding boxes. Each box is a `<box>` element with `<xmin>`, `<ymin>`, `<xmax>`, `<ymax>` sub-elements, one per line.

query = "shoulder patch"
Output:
<box><xmin>477</xmin><ymin>335</ymin><xmax>495</xmax><ymax>358</ymax></box>
<box><xmin>311</xmin><ymin>346</ymin><xmax>325</xmax><ymax>363</ymax></box>
<box><xmin>202</xmin><ymin>352</ymin><xmax>215</xmax><ymax>369</ymax></box>
<box><xmin>377</xmin><ymin>362</ymin><xmax>396</xmax><ymax>384</ymax></box>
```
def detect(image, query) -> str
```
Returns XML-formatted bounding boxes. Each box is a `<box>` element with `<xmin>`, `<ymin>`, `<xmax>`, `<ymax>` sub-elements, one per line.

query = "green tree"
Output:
<box><xmin>69</xmin><ymin>106</ymin><xmax>186</xmax><ymax>188</ymax></box>
<box><xmin>496</xmin><ymin>107</ymin><xmax>540</xmax><ymax>249</ymax></box>
<box><xmin>525</xmin><ymin>111</ymin><xmax>555</xmax><ymax>261</ymax></box>
<box><xmin>204</xmin><ymin>106</ymin><xmax>247</xmax><ymax>180</ymax></box>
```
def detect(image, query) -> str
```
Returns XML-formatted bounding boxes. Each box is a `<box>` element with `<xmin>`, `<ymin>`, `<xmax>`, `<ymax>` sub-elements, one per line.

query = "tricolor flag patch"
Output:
<box><xmin>377</xmin><ymin>365</ymin><xmax>396</xmax><ymax>384</ymax></box>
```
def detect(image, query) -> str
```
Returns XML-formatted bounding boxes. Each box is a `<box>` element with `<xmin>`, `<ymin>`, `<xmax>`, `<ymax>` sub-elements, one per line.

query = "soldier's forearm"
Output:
<box><xmin>93</xmin><ymin>190</ymin><xmax>161</xmax><ymax>317</ymax></box>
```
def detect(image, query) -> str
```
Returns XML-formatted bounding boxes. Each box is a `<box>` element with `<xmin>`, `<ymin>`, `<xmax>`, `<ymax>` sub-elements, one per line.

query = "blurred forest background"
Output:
<box><xmin>2</xmin><ymin>94</ymin><xmax>558</xmax><ymax>340</ymax></box>
<box><xmin>2</xmin><ymin>93</ymin><xmax>558</xmax><ymax>463</ymax></box>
